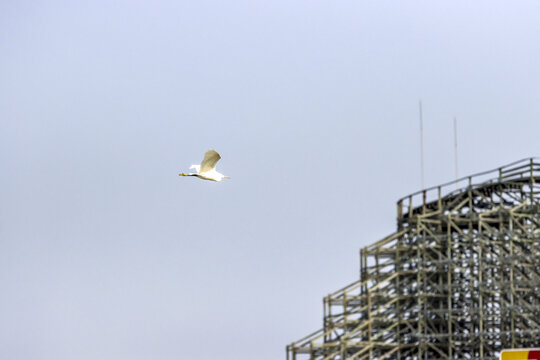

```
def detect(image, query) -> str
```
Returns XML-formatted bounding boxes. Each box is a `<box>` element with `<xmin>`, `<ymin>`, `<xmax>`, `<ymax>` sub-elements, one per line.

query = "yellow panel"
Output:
<box><xmin>500</xmin><ymin>350</ymin><xmax>529</xmax><ymax>360</ymax></box>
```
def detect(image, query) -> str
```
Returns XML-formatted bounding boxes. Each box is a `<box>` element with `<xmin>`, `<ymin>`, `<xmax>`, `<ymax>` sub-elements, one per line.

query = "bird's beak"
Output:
<box><xmin>224</xmin><ymin>176</ymin><xmax>231</xmax><ymax>179</ymax></box>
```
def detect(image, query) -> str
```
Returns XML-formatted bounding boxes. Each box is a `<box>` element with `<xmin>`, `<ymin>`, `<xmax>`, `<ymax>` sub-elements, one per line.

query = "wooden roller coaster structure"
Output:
<box><xmin>287</xmin><ymin>158</ymin><xmax>540</xmax><ymax>360</ymax></box>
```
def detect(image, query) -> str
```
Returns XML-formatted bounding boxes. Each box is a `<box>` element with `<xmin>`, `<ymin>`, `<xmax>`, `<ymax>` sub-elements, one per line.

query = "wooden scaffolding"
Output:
<box><xmin>287</xmin><ymin>158</ymin><xmax>540</xmax><ymax>360</ymax></box>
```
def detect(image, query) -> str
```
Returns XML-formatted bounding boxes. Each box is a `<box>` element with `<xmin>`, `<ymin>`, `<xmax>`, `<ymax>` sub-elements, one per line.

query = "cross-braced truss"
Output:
<box><xmin>287</xmin><ymin>158</ymin><xmax>540</xmax><ymax>360</ymax></box>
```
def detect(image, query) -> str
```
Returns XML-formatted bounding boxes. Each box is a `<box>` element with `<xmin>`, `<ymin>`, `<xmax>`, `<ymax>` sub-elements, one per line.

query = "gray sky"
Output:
<box><xmin>1</xmin><ymin>1</ymin><xmax>539</xmax><ymax>359</ymax></box>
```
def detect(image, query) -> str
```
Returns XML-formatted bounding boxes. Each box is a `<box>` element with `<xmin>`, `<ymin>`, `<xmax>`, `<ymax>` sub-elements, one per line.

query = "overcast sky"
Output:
<box><xmin>1</xmin><ymin>1</ymin><xmax>540</xmax><ymax>359</ymax></box>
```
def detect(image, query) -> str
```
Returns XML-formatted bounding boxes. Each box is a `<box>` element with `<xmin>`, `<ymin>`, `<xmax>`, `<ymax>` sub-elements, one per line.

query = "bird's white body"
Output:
<box><xmin>196</xmin><ymin>169</ymin><xmax>227</xmax><ymax>182</ymax></box>
<box><xmin>180</xmin><ymin>150</ymin><xmax>229</xmax><ymax>182</ymax></box>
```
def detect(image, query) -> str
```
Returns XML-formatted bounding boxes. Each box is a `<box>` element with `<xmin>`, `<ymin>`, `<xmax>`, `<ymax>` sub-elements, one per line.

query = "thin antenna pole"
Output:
<box><xmin>419</xmin><ymin>101</ymin><xmax>424</xmax><ymax>190</ymax></box>
<box><xmin>454</xmin><ymin>117</ymin><xmax>458</xmax><ymax>188</ymax></box>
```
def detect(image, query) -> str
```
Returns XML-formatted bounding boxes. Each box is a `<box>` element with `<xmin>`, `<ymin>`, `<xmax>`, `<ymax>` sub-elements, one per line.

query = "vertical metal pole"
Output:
<box><xmin>438</xmin><ymin>186</ymin><xmax>442</xmax><ymax>212</ymax></box>
<box><xmin>416</xmin><ymin>220</ymin><xmax>424</xmax><ymax>359</ymax></box>
<box><xmin>419</xmin><ymin>101</ymin><xmax>425</xmax><ymax>190</ymax></box>
<box><xmin>367</xmin><ymin>289</ymin><xmax>372</xmax><ymax>358</ymax></box>
<box><xmin>454</xmin><ymin>117</ymin><xmax>459</xmax><ymax>189</ymax></box>
<box><xmin>360</xmin><ymin>249</ymin><xmax>364</xmax><ymax>281</ymax></box>
<box><xmin>478</xmin><ymin>219</ymin><xmax>484</xmax><ymax>358</ymax></box>
<box><xmin>509</xmin><ymin>217</ymin><xmax>515</xmax><ymax>348</ymax></box>
<box><xmin>447</xmin><ymin>216</ymin><xmax>453</xmax><ymax>358</ymax></box>
<box><xmin>396</xmin><ymin>233</ymin><xmax>402</xmax><ymax>360</ymax></box>
<box><xmin>531</xmin><ymin>158</ymin><xmax>534</xmax><ymax>203</ymax></box>
<box><xmin>323</xmin><ymin>297</ymin><xmax>327</xmax><ymax>342</ymax></box>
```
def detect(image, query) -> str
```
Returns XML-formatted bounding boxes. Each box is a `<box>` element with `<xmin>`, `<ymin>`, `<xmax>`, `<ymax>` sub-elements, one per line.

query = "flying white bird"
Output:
<box><xmin>179</xmin><ymin>150</ymin><xmax>230</xmax><ymax>182</ymax></box>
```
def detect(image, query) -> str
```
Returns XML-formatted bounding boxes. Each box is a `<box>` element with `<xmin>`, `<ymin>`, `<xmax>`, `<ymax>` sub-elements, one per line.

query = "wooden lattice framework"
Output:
<box><xmin>287</xmin><ymin>158</ymin><xmax>540</xmax><ymax>360</ymax></box>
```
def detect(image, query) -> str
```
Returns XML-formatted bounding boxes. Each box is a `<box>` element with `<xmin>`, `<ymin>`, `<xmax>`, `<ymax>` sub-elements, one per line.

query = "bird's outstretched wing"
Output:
<box><xmin>200</xmin><ymin>150</ymin><xmax>221</xmax><ymax>172</ymax></box>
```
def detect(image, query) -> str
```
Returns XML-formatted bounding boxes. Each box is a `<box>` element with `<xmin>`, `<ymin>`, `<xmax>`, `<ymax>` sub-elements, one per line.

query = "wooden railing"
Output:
<box><xmin>397</xmin><ymin>157</ymin><xmax>540</xmax><ymax>220</ymax></box>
